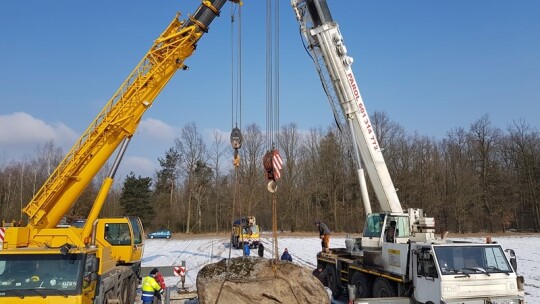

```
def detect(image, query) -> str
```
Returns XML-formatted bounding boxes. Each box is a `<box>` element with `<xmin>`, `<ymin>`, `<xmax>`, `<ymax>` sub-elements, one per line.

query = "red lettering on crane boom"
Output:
<box><xmin>348</xmin><ymin>72</ymin><xmax>378</xmax><ymax>151</ymax></box>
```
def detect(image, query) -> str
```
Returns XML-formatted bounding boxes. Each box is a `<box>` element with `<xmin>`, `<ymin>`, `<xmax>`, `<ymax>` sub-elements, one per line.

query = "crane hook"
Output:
<box><xmin>267</xmin><ymin>181</ymin><xmax>277</xmax><ymax>193</ymax></box>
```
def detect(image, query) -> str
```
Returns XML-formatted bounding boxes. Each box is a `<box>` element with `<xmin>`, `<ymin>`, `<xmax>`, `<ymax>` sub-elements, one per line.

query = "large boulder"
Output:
<box><xmin>197</xmin><ymin>256</ymin><xmax>330</xmax><ymax>304</ymax></box>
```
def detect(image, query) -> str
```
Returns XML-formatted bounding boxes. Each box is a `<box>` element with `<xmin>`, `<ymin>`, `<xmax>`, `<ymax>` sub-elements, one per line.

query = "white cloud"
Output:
<box><xmin>0</xmin><ymin>114</ymin><xmax>240</xmax><ymax>181</ymax></box>
<box><xmin>202</xmin><ymin>127</ymin><xmax>229</xmax><ymax>144</ymax></box>
<box><xmin>137</xmin><ymin>118</ymin><xmax>178</xmax><ymax>142</ymax></box>
<box><xmin>117</xmin><ymin>156</ymin><xmax>158</xmax><ymax>179</ymax></box>
<box><xmin>121</xmin><ymin>118</ymin><xmax>179</xmax><ymax>178</ymax></box>
<box><xmin>0</xmin><ymin>112</ymin><xmax>78</xmax><ymax>159</ymax></box>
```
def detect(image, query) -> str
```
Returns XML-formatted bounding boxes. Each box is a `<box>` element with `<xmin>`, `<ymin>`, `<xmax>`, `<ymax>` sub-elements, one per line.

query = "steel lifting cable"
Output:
<box><xmin>231</xmin><ymin>2</ymin><xmax>242</xmax><ymax>132</ymax></box>
<box><xmin>228</xmin><ymin>2</ymin><xmax>243</xmax><ymax>261</ymax></box>
<box><xmin>266</xmin><ymin>0</ymin><xmax>272</xmax><ymax>150</ymax></box>
<box><xmin>273</xmin><ymin>0</ymin><xmax>281</xmax><ymax>263</ymax></box>
<box><xmin>265</xmin><ymin>0</ymin><xmax>281</xmax><ymax>263</ymax></box>
<box><xmin>265</xmin><ymin>0</ymin><xmax>280</xmax><ymax>150</ymax></box>
<box><xmin>274</xmin><ymin>0</ymin><xmax>280</xmax><ymax>147</ymax></box>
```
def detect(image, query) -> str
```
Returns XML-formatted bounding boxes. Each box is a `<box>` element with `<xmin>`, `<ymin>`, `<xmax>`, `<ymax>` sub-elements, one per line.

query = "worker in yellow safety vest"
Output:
<box><xmin>142</xmin><ymin>268</ymin><xmax>163</xmax><ymax>304</ymax></box>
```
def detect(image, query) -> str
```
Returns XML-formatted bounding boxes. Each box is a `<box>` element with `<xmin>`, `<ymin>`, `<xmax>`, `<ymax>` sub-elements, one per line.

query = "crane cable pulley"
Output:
<box><xmin>263</xmin><ymin>149</ymin><xmax>282</xmax><ymax>193</ymax></box>
<box><xmin>230</xmin><ymin>127</ymin><xmax>242</xmax><ymax>167</ymax></box>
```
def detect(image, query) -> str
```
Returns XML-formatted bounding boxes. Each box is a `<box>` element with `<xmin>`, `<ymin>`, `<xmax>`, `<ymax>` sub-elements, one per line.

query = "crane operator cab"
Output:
<box><xmin>361</xmin><ymin>213</ymin><xmax>410</xmax><ymax>248</ymax></box>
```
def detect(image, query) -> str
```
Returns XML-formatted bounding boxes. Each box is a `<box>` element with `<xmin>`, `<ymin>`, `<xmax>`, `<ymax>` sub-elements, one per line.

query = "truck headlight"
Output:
<box><xmin>489</xmin><ymin>299</ymin><xmax>521</xmax><ymax>304</ymax></box>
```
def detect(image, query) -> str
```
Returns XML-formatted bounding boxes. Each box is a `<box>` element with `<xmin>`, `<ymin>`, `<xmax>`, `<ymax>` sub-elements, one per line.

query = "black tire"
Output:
<box><xmin>325</xmin><ymin>264</ymin><xmax>341</xmax><ymax>297</ymax></box>
<box><xmin>121</xmin><ymin>278</ymin><xmax>129</xmax><ymax>304</ymax></box>
<box><xmin>350</xmin><ymin>272</ymin><xmax>373</xmax><ymax>298</ymax></box>
<box><xmin>372</xmin><ymin>277</ymin><xmax>397</xmax><ymax>298</ymax></box>
<box><xmin>104</xmin><ymin>291</ymin><xmax>114</xmax><ymax>304</ymax></box>
<box><xmin>127</xmin><ymin>275</ymin><xmax>138</xmax><ymax>304</ymax></box>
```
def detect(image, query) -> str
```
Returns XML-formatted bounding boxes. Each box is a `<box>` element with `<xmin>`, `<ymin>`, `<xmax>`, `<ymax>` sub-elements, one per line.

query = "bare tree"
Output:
<box><xmin>192</xmin><ymin>161</ymin><xmax>212</xmax><ymax>232</ymax></box>
<box><xmin>278</xmin><ymin>123</ymin><xmax>303</xmax><ymax>231</ymax></box>
<box><xmin>502</xmin><ymin>119</ymin><xmax>540</xmax><ymax>231</ymax></box>
<box><xmin>298</xmin><ymin>127</ymin><xmax>324</xmax><ymax>228</ymax></box>
<box><xmin>237</xmin><ymin>123</ymin><xmax>266</xmax><ymax>218</ymax></box>
<box><xmin>469</xmin><ymin>115</ymin><xmax>502</xmax><ymax>232</ymax></box>
<box><xmin>441</xmin><ymin>128</ymin><xmax>478</xmax><ymax>232</ymax></box>
<box><xmin>318</xmin><ymin>126</ymin><xmax>347</xmax><ymax>230</ymax></box>
<box><xmin>175</xmin><ymin>122</ymin><xmax>207</xmax><ymax>233</ymax></box>
<box><xmin>209</xmin><ymin>130</ymin><xmax>228</xmax><ymax>232</ymax></box>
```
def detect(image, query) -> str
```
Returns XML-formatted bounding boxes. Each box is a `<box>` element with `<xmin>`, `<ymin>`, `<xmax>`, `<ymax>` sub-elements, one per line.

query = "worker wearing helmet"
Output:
<box><xmin>141</xmin><ymin>268</ymin><xmax>163</xmax><ymax>304</ymax></box>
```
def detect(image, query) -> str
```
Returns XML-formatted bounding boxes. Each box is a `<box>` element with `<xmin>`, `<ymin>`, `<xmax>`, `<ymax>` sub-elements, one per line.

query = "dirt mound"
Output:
<box><xmin>197</xmin><ymin>256</ymin><xmax>330</xmax><ymax>304</ymax></box>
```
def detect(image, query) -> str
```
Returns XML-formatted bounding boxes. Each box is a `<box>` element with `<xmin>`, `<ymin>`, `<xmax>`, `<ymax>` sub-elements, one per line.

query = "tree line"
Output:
<box><xmin>1</xmin><ymin>113</ymin><xmax>539</xmax><ymax>234</ymax></box>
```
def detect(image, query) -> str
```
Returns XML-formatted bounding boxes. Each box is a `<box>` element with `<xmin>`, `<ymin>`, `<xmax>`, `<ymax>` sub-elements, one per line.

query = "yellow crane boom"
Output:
<box><xmin>23</xmin><ymin>0</ymin><xmax>236</xmax><ymax>229</ymax></box>
<box><xmin>2</xmin><ymin>2</ymin><xmax>239</xmax><ymax>304</ymax></box>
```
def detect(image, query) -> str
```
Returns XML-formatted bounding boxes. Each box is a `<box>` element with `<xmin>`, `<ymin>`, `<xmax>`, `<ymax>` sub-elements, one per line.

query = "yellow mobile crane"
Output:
<box><xmin>0</xmin><ymin>1</ymin><xmax>238</xmax><ymax>303</ymax></box>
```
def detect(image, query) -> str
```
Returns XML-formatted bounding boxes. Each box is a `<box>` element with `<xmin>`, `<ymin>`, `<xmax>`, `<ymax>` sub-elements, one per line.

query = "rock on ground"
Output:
<box><xmin>197</xmin><ymin>256</ymin><xmax>330</xmax><ymax>304</ymax></box>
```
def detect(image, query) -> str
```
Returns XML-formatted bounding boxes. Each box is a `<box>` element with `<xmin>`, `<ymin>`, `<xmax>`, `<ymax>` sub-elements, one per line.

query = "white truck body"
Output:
<box><xmin>291</xmin><ymin>0</ymin><xmax>525</xmax><ymax>303</ymax></box>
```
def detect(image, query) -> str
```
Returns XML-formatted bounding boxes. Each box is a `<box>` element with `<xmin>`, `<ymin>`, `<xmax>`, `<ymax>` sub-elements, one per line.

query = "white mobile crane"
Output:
<box><xmin>0</xmin><ymin>1</ymin><xmax>238</xmax><ymax>303</ymax></box>
<box><xmin>292</xmin><ymin>0</ymin><xmax>525</xmax><ymax>303</ymax></box>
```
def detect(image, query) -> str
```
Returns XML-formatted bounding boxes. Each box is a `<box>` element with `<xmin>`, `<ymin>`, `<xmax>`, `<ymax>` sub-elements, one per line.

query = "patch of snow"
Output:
<box><xmin>142</xmin><ymin>235</ymin><xmax>539</xmax><ymax>302</ymax></box>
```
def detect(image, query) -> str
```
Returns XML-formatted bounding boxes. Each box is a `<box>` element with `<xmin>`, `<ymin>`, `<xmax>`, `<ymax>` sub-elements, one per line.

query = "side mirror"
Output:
<box><xmin>91</xmin><ymin>257</ymin><xmax>100</xmax><ymax>272</ymax></box>
<box><xmin>505</xmin><ymin>249</ymin><xmax>517</xmax><ymax>271</ymax></box>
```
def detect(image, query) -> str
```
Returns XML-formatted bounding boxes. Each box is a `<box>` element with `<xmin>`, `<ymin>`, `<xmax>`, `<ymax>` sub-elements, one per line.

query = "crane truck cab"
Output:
<box><xmin>411</xmin><ymin>242</ymin><xmax>523</xmax><ymax>303</ymax></box>
<box><xmin>231</xmin><ymin>216</ymin><xmax>261</xmax><ymax>249</ymax></box>
<box><xmin>0</xmin><ymin>216</ymin><xmax>144</xmax><ymax>303</ymax></box>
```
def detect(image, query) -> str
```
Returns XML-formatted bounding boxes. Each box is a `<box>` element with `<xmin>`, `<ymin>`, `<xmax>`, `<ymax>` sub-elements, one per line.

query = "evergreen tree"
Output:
<box><xmin>155</xmin><ymin>147</ymin><xmax>181</xmax><ymax>193</ymax></box>
<box><xmin>154</xmin><ymin>147</ymin><xmax>181</xmax><ymax>231</ymax></box>
<box><xmin>120</xmin><ymin>172</ymin><xmax>154</xmax><ymax>228</ymax></box>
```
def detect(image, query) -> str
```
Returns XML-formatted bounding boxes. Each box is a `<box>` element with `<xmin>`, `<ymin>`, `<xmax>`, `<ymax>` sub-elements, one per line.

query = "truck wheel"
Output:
<box><xmin>350</xmin><ymin>272</ymin><xmax>373</xmax><ymax>298</ymax></box>
<box><xmin>121</xmin><ymin>278</ymin><xmax>129</xmax><ymax>304</ymax></box>
<box><xmin>372</xmin><ymin>277</ymin><xmax>397</xmax><ymax>297</ymax></box>
<box><xmin>325</xmin><ymin>264</ymin><xmax>341</xmax><ymax>297</ymax></box>
<box><xmin>127</xmin><ymin>275</ymin><xmax>138</xmax><ymax>304</ymax></box>
<box><xmin>104</xmin><ymin>290</ymin><xmax>115</xmax><ymax>304</ymax></box>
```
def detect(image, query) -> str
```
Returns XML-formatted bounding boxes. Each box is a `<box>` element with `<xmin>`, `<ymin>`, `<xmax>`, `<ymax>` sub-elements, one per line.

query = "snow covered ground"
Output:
<box><xmin>142</xmin><ymin>234</ymin><xmax>539</xmax><ymax>302</ymax></box>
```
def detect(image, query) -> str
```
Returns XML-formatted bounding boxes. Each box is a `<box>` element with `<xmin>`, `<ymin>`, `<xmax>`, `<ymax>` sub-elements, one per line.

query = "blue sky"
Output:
<box><xmin>1</xmin><ymin>0</ymin><xmax>539</xmax><ymax>180</ymax></box>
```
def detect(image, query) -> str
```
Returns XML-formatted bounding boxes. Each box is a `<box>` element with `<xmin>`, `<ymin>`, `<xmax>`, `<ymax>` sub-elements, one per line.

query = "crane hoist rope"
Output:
<box><xmin>262</xmin><ymin>0</ymin><xmax>281</xmax><ymax>262</ymax></box>
<box><xmin>230</xmin><ymin>3</ymin><xmax>243</xmax><ymax>169</ymax></box>
<box><xmin>228</xmin><ymin>1</ymin><xmax>243</xmax><ymax>260</ymax></box>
